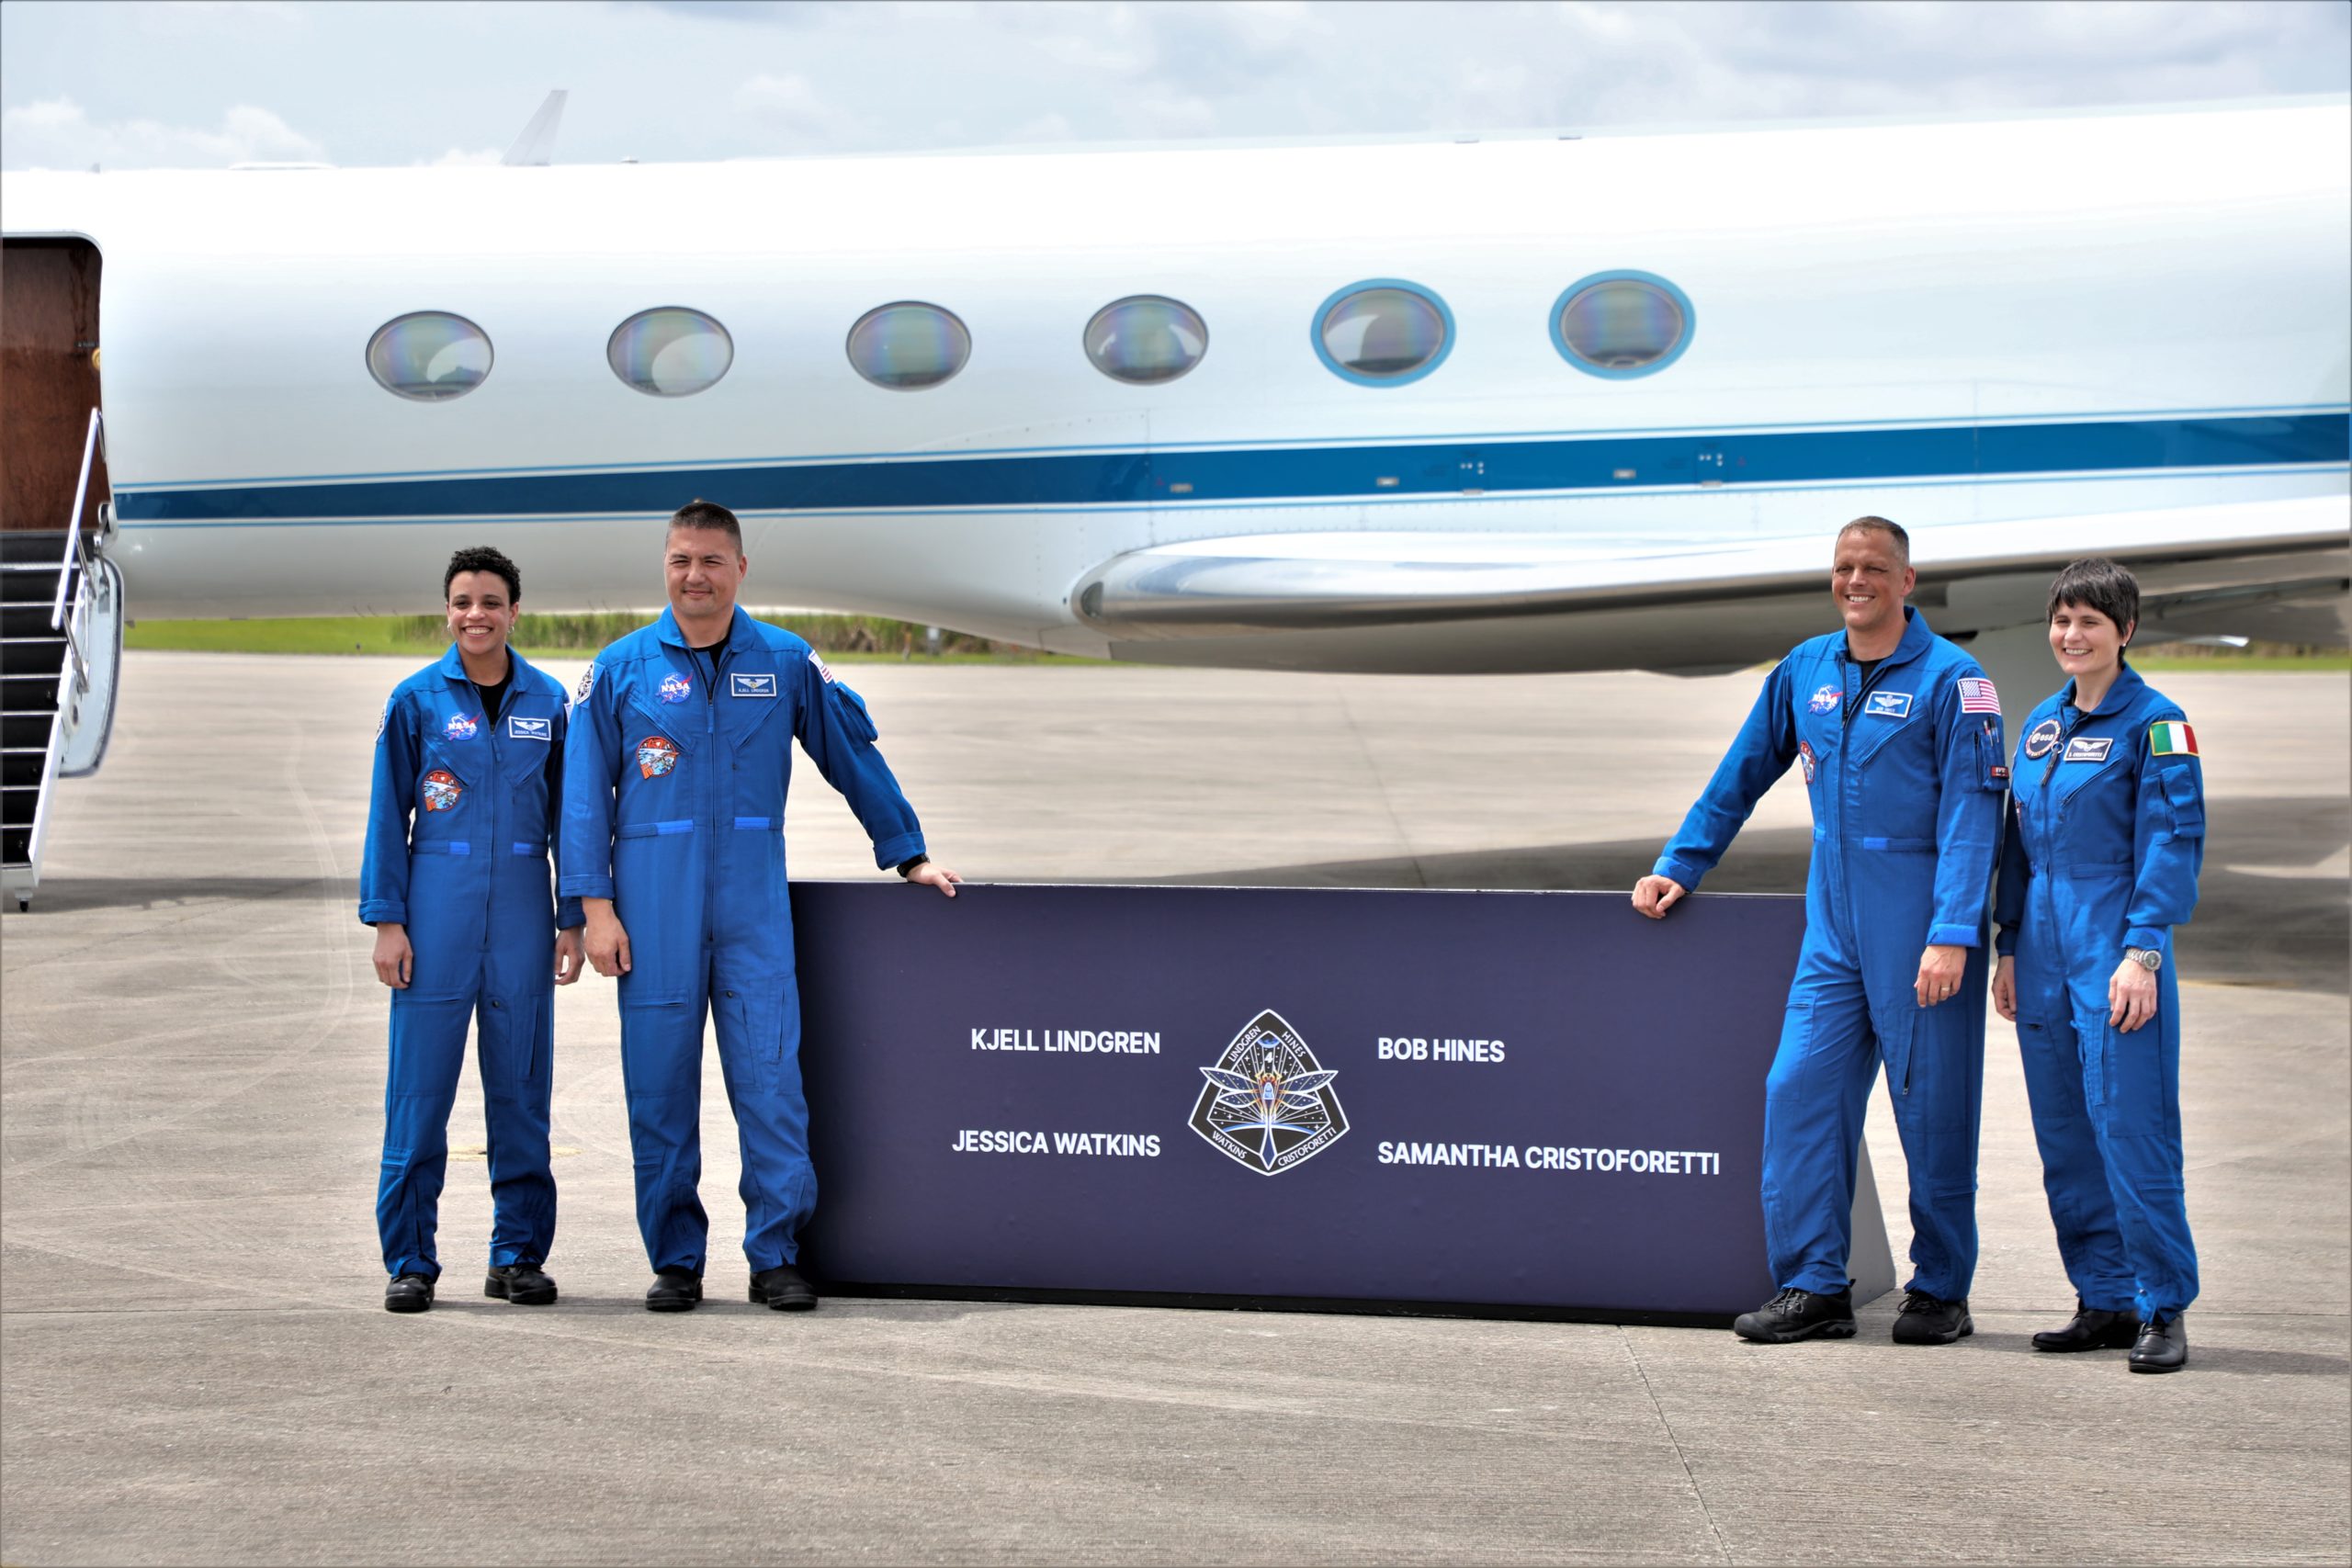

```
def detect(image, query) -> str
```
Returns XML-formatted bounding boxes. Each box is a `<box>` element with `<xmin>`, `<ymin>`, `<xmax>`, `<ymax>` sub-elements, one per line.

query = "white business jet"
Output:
<box><xmin>0</xmin><ymin>96</ymin><xmax>2346</xmax><ymax>898</ymax></box>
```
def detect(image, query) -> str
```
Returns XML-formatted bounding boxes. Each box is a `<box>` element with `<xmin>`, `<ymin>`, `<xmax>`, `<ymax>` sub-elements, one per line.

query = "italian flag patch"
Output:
<box><xmin>2148</xmin><ymin>720</ymin><xmax>2199</xmax><ymax>758</ymax></box>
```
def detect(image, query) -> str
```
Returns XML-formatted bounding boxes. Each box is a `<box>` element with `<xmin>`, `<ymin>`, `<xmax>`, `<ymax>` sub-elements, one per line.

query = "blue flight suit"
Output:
<box><xmin>359</xmin><ymin>645</ymin><xmax>582</xmax><ymax>1281</ymax></box>
<box><xmin>1995</xmin><ymin>662</ymin><xmax>2203</xmax><ymax>1321</ymax></box>
<box><xmin>1656</xmin><ymin>607</ymin><xmax>2007</xmax><ymax>1301</ymax></box>
<box><xmin>560</xmin><ymin>606</ymin><xmax>925</xmax><ymax>1277</ymax></box>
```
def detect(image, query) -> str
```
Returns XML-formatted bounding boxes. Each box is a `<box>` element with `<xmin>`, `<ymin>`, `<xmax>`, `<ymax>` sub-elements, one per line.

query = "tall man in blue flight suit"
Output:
<box><xmin>563</xmin><ymin>500</ymin><xmax>962</xmax><ymax>1313</ymax></box>
<box><xmin>361</xmin><ymin>546</ymin><xmax>584</xmax><ymax>1314</ymax></box>
<box><xmin>1633</xmin><ymin>517</ymin><xmax>2008</xmax><ymax>1345</ymax></box>
<box><xmin>1993</xmin><ymin>558</ymin><xmax>2204</xmax><ymax>1373</ymax></box>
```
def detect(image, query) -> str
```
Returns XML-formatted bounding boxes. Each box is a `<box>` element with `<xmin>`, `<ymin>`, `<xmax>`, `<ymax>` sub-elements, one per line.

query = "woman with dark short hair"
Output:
<box><xmin>1992</xmin><ymin>558</ymin><xmax>2206</xmax><ymax>1372</ymax></box>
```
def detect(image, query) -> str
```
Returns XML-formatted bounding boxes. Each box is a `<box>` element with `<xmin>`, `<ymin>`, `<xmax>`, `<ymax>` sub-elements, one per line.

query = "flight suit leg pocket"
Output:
<box><xmin>714</xmin><ymin>986</ymin><xmax>784</xmax><ymax>1097</ymax></box>
<box><xmin>2098</xmin><ymin>1023</ymin><xmax>2168</xmax><ymax>1137</ymax></box>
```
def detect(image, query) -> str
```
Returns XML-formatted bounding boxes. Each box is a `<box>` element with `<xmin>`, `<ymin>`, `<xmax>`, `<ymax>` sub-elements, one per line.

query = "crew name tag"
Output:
<box><xmin>507</xmin><ymin>716</ymin><xmax>550</xmax><ymax>741</ymax></box>
<box><xmin>2063</xmin><ymin>737</ymin><xmax>2113</xmax><ymax>763</ymax></box>
<box><xmin>730</xmin><ymin>672</ymin><xmax>777</xmax><ymax>698</ymax></box>
<box><xmin>1863</xmin><ymin>691</ymin><xmax>1914</xmax><ymax>719</ymax></box>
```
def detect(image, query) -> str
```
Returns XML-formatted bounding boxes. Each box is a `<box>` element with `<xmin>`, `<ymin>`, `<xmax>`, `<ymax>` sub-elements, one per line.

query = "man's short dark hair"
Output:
<box><xmin>1838</xmin><ymin>515</ymin><xmax>1910</xmax><ymax>566</ymax></box>
<box><xmin>668</xmin><ymin>499</ymin><xmax>742</xmax><ymax>551</ymax></box>
<box><xmin>2046</xmin><ymin>558</ymin><xmax>2140</xmax><ymax>640</ymax></box>
<box><xmin>445</xmin><ymin>546</ymin><xmax>520</xmax><ymax>602</ymax></box>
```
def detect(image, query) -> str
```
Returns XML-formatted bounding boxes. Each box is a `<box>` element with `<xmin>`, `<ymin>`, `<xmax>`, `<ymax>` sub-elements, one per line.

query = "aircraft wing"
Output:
<box><xmin>1071</xmin><ymin>496</ymin><xmax>2349</xmax><ymax>652</ymax></box>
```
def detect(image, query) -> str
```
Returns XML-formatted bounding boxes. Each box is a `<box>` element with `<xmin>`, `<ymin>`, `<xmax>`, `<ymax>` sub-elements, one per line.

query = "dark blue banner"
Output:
<box><xmin>794</xmin><ymin>882</ymin><xmax>1885</xmax><ymax>1324</ymax></box>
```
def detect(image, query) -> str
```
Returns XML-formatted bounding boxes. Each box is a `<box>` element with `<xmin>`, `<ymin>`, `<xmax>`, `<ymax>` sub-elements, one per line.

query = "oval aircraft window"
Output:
<box><xmin>366</xmin><ymin>311</ymin><xmax>492</xmax><ymax>401</ymax></box>
<box><xmin>845</xmin><ymin>302</ymin><xmax>971</xmax><ymax>390</ymax></box>
<box><xmin>1084</xmin><ymin>296</ymin><xmax>1208</xmax><ymax>384</ymax></box>
<box><xmin>1552</xmin><ymin>273</ymin><xmax>1693</xmax><ymax>377</ymax></box>
<box><xmin>1313</xmin><ymin>282</ymin><xmax>1452</xmax><ymax>386</ymax></box>
<box><xmin>607</xmin><ymin>307</ymin><xmax>734</xmax><ymax>398</ymax></box>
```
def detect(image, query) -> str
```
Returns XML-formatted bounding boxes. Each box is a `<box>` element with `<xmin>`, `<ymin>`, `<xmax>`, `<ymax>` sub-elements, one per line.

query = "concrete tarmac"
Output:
<box><xmin>4</xmin><ymin>651</ymin><xmax>2346</xmax><ymax>1565</ymax></box>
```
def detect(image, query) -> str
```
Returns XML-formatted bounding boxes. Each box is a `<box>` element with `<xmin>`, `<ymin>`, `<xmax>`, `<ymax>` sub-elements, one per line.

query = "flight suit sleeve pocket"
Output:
<box><xmin>1974</xmin><ymin>727</ymin><xmax>2009</xmax><ymax>793</ymax></box>
<box><xmin>830</xmin><ymin>682</ymin><xmax>879</xmax><ymax>744</ymax></box>
<box><xmin>2161</xmin><ymin>767</ymin><xmax>2204</xmax><ymax>837</ymax></box>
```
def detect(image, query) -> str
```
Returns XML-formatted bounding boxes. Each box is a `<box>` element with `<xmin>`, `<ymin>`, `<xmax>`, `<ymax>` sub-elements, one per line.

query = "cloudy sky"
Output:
<box><xmin>2</xmin><ymin>0</ymin><xmax>2346</xmax><ymax>170</ymax></box>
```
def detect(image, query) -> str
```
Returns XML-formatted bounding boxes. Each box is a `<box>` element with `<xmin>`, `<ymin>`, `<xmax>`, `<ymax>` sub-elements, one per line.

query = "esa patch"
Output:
<box><xmin>442</xmin><ymin>712</ymin><xmax>480</xmax><ymax>741</ymax></box>
<box><xmin>507</xmin><ymin>716</ymin><xmax>550</xmax><ymax>742</ymax></box>
<box><xmin>658</xmin><ymin>672</ymin><xmax>693</xmax><ymax>705</ymax></box>
<box><xmin>729</xmin><ymin>672</ymin><xmax>776</xmax><ymax>699</ymax></box>
<box><xmin>1807</xmin><ymin>683</ymin><xmax>1841</xmax><ymax>715</ymax></box>
<box><xmin>2063</xmin><ymin>737</ymin><xmax>2113</xmax><ymax>764</ymax></box>
<box><xmin>637</xmin><ymin>737</ymin><xmax>680</xmax><ymax>779</ymax></box>
<box><xmin>1863</xmin><ymin>691</ymin><xmax>1914</xmax><ymax>719</ymax></box>
<box><xmin>2148</xmin><ymin>719</ymin><xmax>2199</xmax><ymax>758</ymax></box>
<box><xmin>421</xmin><ymin>770</ymin><xmax>463</xmax><ymax>812</ymax></box>
<box><xmin>2023</xmin><ymin>718</ymin><xmax>2063</xmax><ymax>760</ymax></box>
<box><xmin>1799</xmin><ymin>739</ymin><xmax>1817</xmax><ymax>784</ymax></box>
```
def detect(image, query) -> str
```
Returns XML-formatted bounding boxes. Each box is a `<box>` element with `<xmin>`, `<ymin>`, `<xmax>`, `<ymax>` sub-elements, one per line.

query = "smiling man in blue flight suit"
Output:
<box><xmin>1633</xmin><ymin>517</ymin><xmax>2008</xmax><ymax>1346</ymax></box>
<box><xmin>1993</xmin><ymin>558</ymin><xmax>2205</xmax><ymax>1373</ymax></box>
<box><xmin>361</xmin><ymin>546</ymin><xmax>584</xmax><ymax>1314</ymax></box>
<box><xmin>563</xmin><ymin>500</ymin><xmax>961</xmax><ymax>1313</ymax></box>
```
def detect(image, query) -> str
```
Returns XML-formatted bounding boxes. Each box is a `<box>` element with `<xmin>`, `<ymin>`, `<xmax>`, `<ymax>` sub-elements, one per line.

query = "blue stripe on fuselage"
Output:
<box><xmin>113</xmin><ymin>413</ymin><xmax>2349</xmax><ymax>523</ymax></box>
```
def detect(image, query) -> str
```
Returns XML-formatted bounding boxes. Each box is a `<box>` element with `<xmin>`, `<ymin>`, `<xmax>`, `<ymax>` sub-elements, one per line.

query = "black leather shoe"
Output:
<box><xmin>2129</xmin><ymin>1314</ymin><xmax>2188</xmax><ymax>1373</ymax></box>
<box><xmin>749</xmin><ymin>1262</ymin><xmax>818</xmax><ymax>1312</ymax></box>
<box><xmin>2032</xmin><ymin>1301</ymin><xmax>2140</xmax><ymax>1352</ymax></box>
<box><xmin>484</xmin><ymin>1262</ymin><xmax>558</xmax><ymax>1305</ymax></box>
<box><xmin>1892</xmin><ymin>1291</ymin><xmax>1973</xmax><ymax>1345</ymax></box>
<box><xmin>1732</xmin><ymin>1286</ymin><xmax>1857</xmax><ymax>1343</ymax></box>
<box><xmin>384</xmin><ymin>1274</ymin><xmax>435</xmax><ymax>1314</ymax></box>
<box><xmin>645</xmin><ymin>1269</ymin><xmax>703</xmax><ymax>1313</ymax></box>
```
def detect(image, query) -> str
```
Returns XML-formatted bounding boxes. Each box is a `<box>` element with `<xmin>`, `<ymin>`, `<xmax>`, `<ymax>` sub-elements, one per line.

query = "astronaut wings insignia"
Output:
<box><xmin>1190</xmin><ymin>1009</ymin><xmax>1348</xmax><ymax>1176</ymax></box>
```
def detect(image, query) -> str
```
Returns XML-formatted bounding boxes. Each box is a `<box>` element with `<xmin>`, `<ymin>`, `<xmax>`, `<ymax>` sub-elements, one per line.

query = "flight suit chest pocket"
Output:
<box><xmin>1848</xmin><ymin>694</ymin><xmax>1918</xmax><ymax>766</ymax></box>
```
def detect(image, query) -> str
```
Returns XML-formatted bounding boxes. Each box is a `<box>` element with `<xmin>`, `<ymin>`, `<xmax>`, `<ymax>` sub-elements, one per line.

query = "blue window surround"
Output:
<box><xmin>1549</xmin><ymin>270</ymin><xmax>1695</xmax><ymax>380</ymax></box>
<box><xmin>1310</xmin><ymin>278</ymin><xmax>1455</xmax><ymax>389</ymax></box>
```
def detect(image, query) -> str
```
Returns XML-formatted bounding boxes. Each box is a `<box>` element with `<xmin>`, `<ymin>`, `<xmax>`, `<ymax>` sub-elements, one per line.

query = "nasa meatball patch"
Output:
<box><xmin>1807</xmin><ymin>683</ymin><xmax>1841</xmax><ymax>715</ymax></box>
<box><xmin>658</xmin><ymin>672</ymin><xmax>693</xmax><ymax>705</ymax></box>
<box><xmin>442</xmin><ymin>712</ymin><xmax>480</xmax><ymax>742</ymax></box>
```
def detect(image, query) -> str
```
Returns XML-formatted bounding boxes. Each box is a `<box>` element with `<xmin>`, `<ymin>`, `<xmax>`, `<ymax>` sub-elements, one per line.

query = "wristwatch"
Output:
<box><xmin>897</xmin><ymin>853</ymin><xmax>930</xmax><ymax>879</ymax></box>
<box><xmin>2125</xmin><ymin>946</ymin><xmax>2162</xmax><ymax>972</ymax></box>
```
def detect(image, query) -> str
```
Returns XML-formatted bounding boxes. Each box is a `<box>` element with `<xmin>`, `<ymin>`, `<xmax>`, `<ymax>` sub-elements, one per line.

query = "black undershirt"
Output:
<box><xmin>470</xmin><ymin>671</ymin><xmax>511</xmax><ymax>724</ymax></box>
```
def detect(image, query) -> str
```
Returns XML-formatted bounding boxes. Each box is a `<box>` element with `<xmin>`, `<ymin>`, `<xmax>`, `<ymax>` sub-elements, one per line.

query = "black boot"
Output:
<box><xmin>2032</xmin><ymin>1301</ymin><xmax>2139</xmax><ymax>1352</ymax></box>
<box><xmin>1892</xmin><ymin>1291</ymin><xmax>1973</xmax><ymax>1345</ymax></box>
<box><xmin>645</xmin><ymin>1269</ymin><xmax>703</xmax><ymax>1313</ymax></box>
<box><xmin>2128</xmin><ymin>1314</ymin><xmax>2188</xmax><ymax>1373</ymax></box>
<box><xmin>1732</xmin><ymin>1286</ymin><xmax>1857</xmax><ymax>1343</ymax></box>
<box><xmin>749</xmin><ymin>1262</ymin><xmax>818</xmax><ymax>1312</ymax></box>
<box><xmin>484</xmin><ymin>1262</ymin><xmax>558</xmax><ymax>1305</ymax></box>
<box><xmin>383</xmin><ymin>1274</ymin><xmax>435</xmax><ymax>1314</ymax></box>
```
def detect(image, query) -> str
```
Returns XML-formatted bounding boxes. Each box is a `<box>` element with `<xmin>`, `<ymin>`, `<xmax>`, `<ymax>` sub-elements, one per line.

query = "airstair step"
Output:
<box><xmin>2</xmin><ymin>713</ymin><xmax>53</xmax><ymax>746</ymax></box>
<box><xmin>0</xmin><ymin>604</ymin><xmax>70</xmax><ymax>639</ymax></box>
<box><xmin>3</xmin><ymin>751</ymin><xmax>50</xmax><ymax>789</ymax></box>
<box><xmin>3</xmin><ymin>827</ymin><xmax>31</xmax><ymax>869</ymax></box>
<box><xmin>0</xmin><ymin>530</ymin><xmax>96</xmax><ymax>566</ymax></box>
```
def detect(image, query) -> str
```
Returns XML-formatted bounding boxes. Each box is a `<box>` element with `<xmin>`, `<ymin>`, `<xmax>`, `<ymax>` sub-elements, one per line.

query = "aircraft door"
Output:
<box><xmin>0</xmin><ymin>237</ymin><xmax>107</xmax><ymax>533</ymax></box>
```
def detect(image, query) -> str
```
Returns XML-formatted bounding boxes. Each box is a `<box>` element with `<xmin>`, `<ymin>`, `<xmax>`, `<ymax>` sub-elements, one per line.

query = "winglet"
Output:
<box><xmin>502</xmin><ymin>90</ymin><xmax>568</xmax><ymax>167</ymax></box>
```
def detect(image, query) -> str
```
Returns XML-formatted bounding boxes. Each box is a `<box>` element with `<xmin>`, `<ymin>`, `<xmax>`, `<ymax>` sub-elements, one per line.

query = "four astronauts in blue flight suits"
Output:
<box><xmin>361</xmin><ymin>547</ymin><xmax>584</xmax><ymax>1314</ymax></box>
<box><xmin>363</xmin><ymin>509</ymin><xmax>2203</xmax><ymax>1369</ymax></box>
<box><xmin>1637</xmin><ymin>520</ymin><xmax>2204</xmax><ymax>1371</ymax></box>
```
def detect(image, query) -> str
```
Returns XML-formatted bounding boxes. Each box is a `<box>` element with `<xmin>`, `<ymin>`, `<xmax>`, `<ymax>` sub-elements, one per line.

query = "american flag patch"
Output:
<box><xmin>1957</xmin><ymin>677</ymin><xmax>2001</xmax><ymax>715</ymax></box>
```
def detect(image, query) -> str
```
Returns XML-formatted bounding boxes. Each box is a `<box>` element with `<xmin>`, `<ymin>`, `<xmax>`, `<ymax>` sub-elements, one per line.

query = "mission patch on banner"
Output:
<box><xmin>1190</xmin><ymin>1009</ymin><xmax>1348</xmax><ymax>1177</ymax></box>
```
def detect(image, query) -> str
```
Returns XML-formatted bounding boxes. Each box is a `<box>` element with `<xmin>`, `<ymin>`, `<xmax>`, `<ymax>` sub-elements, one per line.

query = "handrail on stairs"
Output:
<box><xmin>49</xmin><ymin>408</ymin><xmax>105</xmax><ymax>703</ymax></box>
